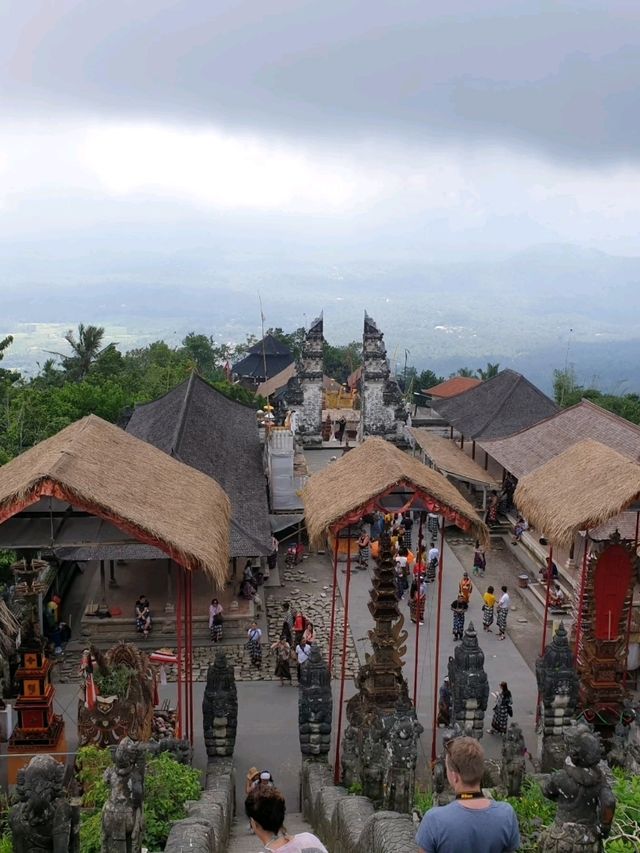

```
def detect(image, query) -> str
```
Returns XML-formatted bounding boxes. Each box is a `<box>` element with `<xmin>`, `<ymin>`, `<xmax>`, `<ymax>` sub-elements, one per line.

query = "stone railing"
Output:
<box><xmin>301</xmin><ymin>761</ymin><xmax>419</xmax><ymax>853</ymax></box>
<box><xmin>163</xmin><ymin>758</ymin><xmax>235</xmax><ymax>853</ymax></box>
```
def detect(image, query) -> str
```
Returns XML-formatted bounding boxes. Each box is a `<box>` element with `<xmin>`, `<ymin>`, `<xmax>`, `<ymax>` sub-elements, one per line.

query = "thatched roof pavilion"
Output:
<box><xmin>0</xmin><ymin>414</ymin><xmax>231</xmax><ymax>584</ymax></box>
<box><xmin>127</xmin><ymin>372</ymin><xmax>271</xmax><ymax>557</ymax></box>
<box><xmin>408</xmin><ymin>429</ymin><xmax>500</xmax><ymax>490</ymax></box>
<box><xmin>434</xmin><ymin>369</ymin><xmax>558</xmax><ymax>440</ymax></box>
<box><xmin>480</xmin><ymin>399</ymin><xmax>640</xmax><ymax>481</ymax></box>
<box><xmin>302</xmin><ymin>437</ymin><xmax>488</xmax><ymax>546</ymax></box>
<box><xmin>514</xmin><ymin>438</ymin><xmax>640</xmax><ymax>548</ymax></box>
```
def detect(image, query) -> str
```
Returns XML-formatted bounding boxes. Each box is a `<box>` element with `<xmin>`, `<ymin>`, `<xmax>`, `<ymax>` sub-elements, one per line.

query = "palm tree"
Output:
<box><xmin>50</xmin><ymin>324</ymin><xmax>107</xmax><ymax>380</ymax></box>
<box><xmin>477</xmin><ymin>362</ymin><xmax>500</xmax><ymax>381</ymax></box>
<box><xmin>451</xmin><ymin>367</ymin><xmax>477</xmax><ymax>378</ymax></box>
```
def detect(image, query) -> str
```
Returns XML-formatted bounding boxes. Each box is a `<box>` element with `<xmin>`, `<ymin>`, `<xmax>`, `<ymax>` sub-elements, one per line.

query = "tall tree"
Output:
<box><xmin>54</xmin><ymin>324</ymin><xmax>109</xmax><ymax>380</ymax></box>
<box><xmin>0</xmin><ymin>334</ymin><xmax>20</xmax><ymax>384</ymax></box>
<box><xmin>553</xmin><ymin>366</ymin><xmax>580</xmax><ymax>406</ymax></box>
<box><xmin>477</xmin><ymin>362</ymin><xmax>500</xmax><ymax>380</ymax></box>
<box><xmin>451</xmin><ymin>367</ymin><xmax>476</xmax><ymax>378</ymax></box>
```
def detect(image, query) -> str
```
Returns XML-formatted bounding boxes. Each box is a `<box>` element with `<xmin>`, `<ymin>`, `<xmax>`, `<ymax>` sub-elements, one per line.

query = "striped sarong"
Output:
<box><xmin>497</xmin><ymin>607</ymin><xmax>508</xmax><ymax>635</ymax></box>
<box><xmin>482</xmin><ymin>604</ymin><xmax>494</xmax><ymax>628</ymax></box>
<box><xmin>452</xmin><ymin>610</ymin><xmax>465</xmax><ymax>636</ymax></box>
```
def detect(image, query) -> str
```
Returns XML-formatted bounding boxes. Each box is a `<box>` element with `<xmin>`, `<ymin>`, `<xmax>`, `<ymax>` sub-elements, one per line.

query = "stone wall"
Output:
<box><xmin>301</xmin><ymin>761</ymin><xmax>419</xmax><ymax>853</ymax></box>
<box><xmin>163</xmin><ymin>758</ymin><xmax>235</xmax><ymax>853</ymax></box>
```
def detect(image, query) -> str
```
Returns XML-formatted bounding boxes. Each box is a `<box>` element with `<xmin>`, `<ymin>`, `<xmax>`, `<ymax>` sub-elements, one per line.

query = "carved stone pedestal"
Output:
<box><xmin>535</xmin><ymin>623</ymin><xmax>579</xmax><ymax>772</ymax></box>
<box><xmin>299</xmin><ymin>644</ymin><xmax>332</xmax><ymax>758</ymax></box>
<box><xmin>447</xmin><ymin>623</ymin><xmax>489</xmax><ymax>740</ymax></box>
<box><xmin>203</xmin><ymin>653</ymin><xmax>237</xmax><ymax>757</ymax></box>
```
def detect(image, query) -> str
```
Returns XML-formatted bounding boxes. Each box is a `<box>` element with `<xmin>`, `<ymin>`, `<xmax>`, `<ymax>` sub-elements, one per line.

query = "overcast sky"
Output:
<box><xmin>2</xmin><ymin>1</ymin><xmax>640</xmax><ymax>287</ymax></box>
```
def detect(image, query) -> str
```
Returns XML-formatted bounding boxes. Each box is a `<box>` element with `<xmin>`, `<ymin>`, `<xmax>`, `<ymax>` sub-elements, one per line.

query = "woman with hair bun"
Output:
<box><xmin>245</xmin><ymin>785</ymin><xmax>327</xmax><ymax>851</ymax></box>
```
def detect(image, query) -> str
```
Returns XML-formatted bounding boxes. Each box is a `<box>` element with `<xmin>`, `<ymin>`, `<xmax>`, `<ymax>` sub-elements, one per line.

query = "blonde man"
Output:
<box><xmin>416</xmin><ymin>737</ymin><xmax>520</xmax><ymax>852</ymax></box>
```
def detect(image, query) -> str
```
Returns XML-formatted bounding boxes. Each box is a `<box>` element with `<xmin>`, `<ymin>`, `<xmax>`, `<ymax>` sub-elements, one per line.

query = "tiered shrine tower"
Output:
<box><xmin>341</xmin><ymin>532</ymin><xmax>423</xmax><ymax>813</ymax></box>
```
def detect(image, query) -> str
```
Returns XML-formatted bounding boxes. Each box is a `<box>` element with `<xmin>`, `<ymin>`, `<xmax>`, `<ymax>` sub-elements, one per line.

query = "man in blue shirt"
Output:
<box><xmin>416</xmin><ymin>737</ymin><xmax>520</xmax><ymax>853</ymax></box>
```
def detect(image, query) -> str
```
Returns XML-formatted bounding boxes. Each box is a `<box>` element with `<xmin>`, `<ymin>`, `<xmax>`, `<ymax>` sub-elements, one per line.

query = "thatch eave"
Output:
<box><xmin>513</xmin><ymin>438</ymin><xmax>640</xmax><ymax>548</ymax></box>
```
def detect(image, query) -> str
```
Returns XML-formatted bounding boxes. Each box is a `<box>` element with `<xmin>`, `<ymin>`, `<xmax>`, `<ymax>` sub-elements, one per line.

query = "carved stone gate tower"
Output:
<box><xmin>286</xmin><ymin>315</ymin><xmax>324</xmax><ymax>446</ymax></box>
<box><xmin>361</xmin><ymin>313</ymin><xmax>406</xmax><ymax>441</ymax></box>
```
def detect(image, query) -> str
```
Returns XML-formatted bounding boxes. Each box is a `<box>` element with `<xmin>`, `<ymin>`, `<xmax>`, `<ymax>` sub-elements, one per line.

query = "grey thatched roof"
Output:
<box><xmin>232</xmin><ymin>335</ymin><xmax>294</xmax><ymax>381</ymax></box>
<box><xmin>434</xmin><ymin>369</ymin><xmax>558</xmax><ymax>440</ymax></box>
<box><xmin>0</xmin><ymin>415</ymin><xmax>230</xmax><ymax>582</ymax></box>
<box><xmin>480</xmin><ymin>399</ymin><xmax>640</xmax><ymax>480</ymax></box>
<box><xmin>127</xmin><ymin>373</ymin><xmax>272</xmax><ymax>556</ymax></box>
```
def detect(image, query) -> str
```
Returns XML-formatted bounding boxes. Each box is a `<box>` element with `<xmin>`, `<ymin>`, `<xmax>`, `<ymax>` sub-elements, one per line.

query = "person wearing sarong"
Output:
<box><xmin>485</xmin><ymin>491</ymin><xmax>499</xmax><ymax>525</ymax></box>
<box><xmin>395</xmin><ymin>565</ymin><xmax>405</xmax><ymax>601</ymax></box>
<box><xmin>135</xmin><ymin>594</ymin><xmax>151</xmax><ymax>637</ymax></box>
<box><xmin>458</xmin><ymin>571</ymin><xmax>473</xmax><ymax>603</ymax></box>
<box><xmin>489</xmin><ymin>682</ymin><xmax>513</xmax><ymax>734</ymax></box>
<box><xmin>482</xmin><ymin>586</ymin><xmax>496</xmax><ymax>632</ymax></box>
<box><xmin>426</xmin><ymin>542</ymin><xmax>439</xmax><ymax>583</ymax></box>
<box><xmin>357</xmin><ymin>528</ymin><xmax>370</xmax><ymax>568</ymax></box>
<box><xmin>247</xmin><ymin>622</ymin><xmax>263</xmax><ymax>669</ymax></box>
<box><xmin>497</xmin><ymin>586</ymin><xmax>510</xmax><ymax>640</ymax></box>
<box><xmin>437</xmin><ymin>677</ymin><xmax>451</xmax><ymax>727</ymax></box>
<box><xmin>409</xmin><ymin>577</ymin><xmax>426</xmax><ymax>624</ymax></box>
<box><xmin>472</xmin><ymin>542</ymin><xmax>486</xmax><ymax>576</ymax></box>
<box><xmin>209</xmin><ymin>598</ymin><xmax>224</xmax><ymax>643</ymax></box>
<box><xmin>270</xmin><ymin>636</ymin><xmax>292</xmax><ymax>686</ymax></box>
<box><xmin>451</xmin><ymin>594</ymin><xmax>468</xmax><ymax>640</ymax></box>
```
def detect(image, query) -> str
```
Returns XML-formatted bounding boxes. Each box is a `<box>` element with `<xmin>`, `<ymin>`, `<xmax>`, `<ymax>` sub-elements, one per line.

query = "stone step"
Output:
<box><xmin>226</xmin><ymin>814</ymin><xmax>310</xmax><ymax>853</ymax></box>
<box><xmin>78</xmin><ymin>609</ymin><xmax>256</xmax><ymax>645</ymax></box>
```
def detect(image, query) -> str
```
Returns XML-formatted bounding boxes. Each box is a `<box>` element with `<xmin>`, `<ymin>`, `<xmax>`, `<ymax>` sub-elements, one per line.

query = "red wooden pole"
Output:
<box><xmin>334</xmin><ymin>525</ymin><xmax>352</xmax><ymax>784</ymax></box>
<box><xmin>573</xmin><ymin>529</ymin><xmax>590</xmax><ymax>665</ymax></box>
<box><xmin>623</xmin><ymin>512</ymin><xmax>640</xmax><ymax>689</ymax></box>
<box><xmin>175</xmin><ymin>561</ymin><xmax>183</xmax><ymax>738</ymax></box>
<box><xmin>537</xmin><ymin>545</ymin><xmax>554</xmax><ymax>726</ymax></box>
<box><xmin>431</xmin><ymin>519</ymin><xmax>445</xmax><ymax>762</ymax></box>
<box><xmin>540</xmin><ymin>546</ymin><xmax>554</xmax><ymax>655</ymax></box>
<box><xmin>186</xmin><ymin>570</ymin><xmax>194</xmax><ymax>746</ymax></box>
<box><xmin>413</xmin><ymin>514</ymin><xmax>425</xmax><ymax>708</ymax></box>
<box><xmin>328</xmin><ymin>537</ymin><xmax>339</xmax><ymax>674</ymax></box>
<box><xmin>182</xmin><ymin>567</ymin><xmax>190</xmax><ymax>743</ymax></box>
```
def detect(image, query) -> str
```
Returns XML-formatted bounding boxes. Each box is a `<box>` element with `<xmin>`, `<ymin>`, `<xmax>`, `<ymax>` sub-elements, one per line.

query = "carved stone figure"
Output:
<box><xmin>146</xmin><ymin>735</ymin><xmax>192</xmax><ymax>765</ymax></box>
<box><xmin>9</xmin><ymin>754</ymin><xmax>79</xmax><ymax>853</ymax></box>
<box><xmin>102</xmin><ymin>736</ymin><xmax>146</xmax><ymax>853</ymax></box>
<box><xmin>447</xmin><ymin>622</ymin><xmax>489</xmax><ymax>739</ymax></box>
<box><xmin>342</xmin><ymin>532</ymin><xmax>422</xmax><ymax>811</ymax></box>
<box><xmin>431</xmin><ymin>727</ymin><xmax>459</xmax><ymax>806</ymax></box>
<box><xmin>539</xmin><ymin>724</ymin><xmax>616</xmax><ymax>853</ymax></box>
<box><xmin>535</xmin><ymin>623</ymin><xmax>580</xmax><ymax>772</ymax></box>
<box><xmin>298</xmin><ymin>644</ymin><xmax>332</xmax><ymax>757</ymax></box>
<box><xmin>202</xmin><ymin>652</ymin><xmax>238</xmax><ymax>757</ymax></box>
<box><xmin>501</xmin><ymin>722</ymin><xmax>526</xmax><ymax>797</ymax></box>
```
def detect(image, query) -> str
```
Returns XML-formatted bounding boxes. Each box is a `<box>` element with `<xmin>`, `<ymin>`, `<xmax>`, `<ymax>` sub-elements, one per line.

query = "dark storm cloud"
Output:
<box><xmin>2</xmin><ymin>0</ymin><xmax>639</xmax><ymax>162</ymax></box>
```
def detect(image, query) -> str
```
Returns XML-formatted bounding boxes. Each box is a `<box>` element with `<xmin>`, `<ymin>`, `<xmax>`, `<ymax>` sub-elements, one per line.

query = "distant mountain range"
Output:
<box><xmin>2</xmin><ymin>243</ymin><xmax>640</xmax><ymax>395</ymax></box>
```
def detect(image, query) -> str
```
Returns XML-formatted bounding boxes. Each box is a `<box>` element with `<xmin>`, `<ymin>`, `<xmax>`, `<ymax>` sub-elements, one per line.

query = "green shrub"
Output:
<box><xmin>79</xmin><ymin>810</ymin><xmax>102</xmax><ymax>853</ymax></box>
<box><xmin>93</xmin><ymin>665</ymin><xmax>133</xmax><ymax>699</ymax></box>
<box><xmin>76</xmin><ymin>745</ymin><xmax>111</xmax><ymax>808</ymax></box>
<box><xmin>143</xmin><ymin>753</ymin><xmax>201</xmax><ymax>851</ymax></box>
<box><xmin>414</xmin><ymin>787</ymin><xmax>432</xmax><ymax>817</ymax></box>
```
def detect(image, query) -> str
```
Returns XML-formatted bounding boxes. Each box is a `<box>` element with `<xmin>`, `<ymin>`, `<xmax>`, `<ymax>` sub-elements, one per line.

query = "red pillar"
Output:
<box><xmin>413</xmin><ymin>514</ymin><xmax>425</xmax><ymax>707</ymax></box>
<box><xmin>623</xmin><ymin>512</ymin><xmax>640</xmax><ymax>688</ymax></box>
<box><xmin>334</xmin><ymin>526</ymin><xmax>352</xmax><ymax>784</ymax></box>
<box><xmin>175</xmin><ymin>561</ymin><xmax>183</xmax><ymax>738</ymax></box>
<box><xmin>186</xmin><ymin>570</ymin><xmax>194</xmax><ymax>746</ymax></box>
<box><xmin>574</xmin><ymin>530</ymin><xmax>590</xmax><ymax>665</ymax></box>
<box><xmin>431</xmin><ymin>519</ymin><xmax>446</xmax><ymax>762</ymax></box>
<box><xmin>328</xmin><ymin>538</ymin><xmax>340</xmax><ymax>674</ymax></box>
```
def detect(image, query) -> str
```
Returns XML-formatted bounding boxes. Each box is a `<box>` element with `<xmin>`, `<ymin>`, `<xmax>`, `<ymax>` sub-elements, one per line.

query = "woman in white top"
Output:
<box><xmin>497</xmin><ymin>586</ymin><xmax>510</xmax><ymax>640</ymax></box>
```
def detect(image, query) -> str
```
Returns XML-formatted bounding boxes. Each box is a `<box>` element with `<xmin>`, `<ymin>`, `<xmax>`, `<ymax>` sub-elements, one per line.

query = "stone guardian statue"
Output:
<box><xmin>539</xmin><ymin>724</ymin><xmax>616</xmax><ymax>853</ymax></box>
<box><xmin>102</xmin><ymin>736</ymin><xmax>146</xmax><ymax>853</ymax></box>
<box><xmin>10</xmin><ymin>754</ymin><xmax>78</xmax><ymax>853</ymax></box>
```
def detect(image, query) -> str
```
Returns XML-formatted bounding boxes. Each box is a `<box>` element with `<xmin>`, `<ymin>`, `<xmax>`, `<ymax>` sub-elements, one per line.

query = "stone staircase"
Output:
<box><xmin>226</xmin><ymin>813</ymin><xmax>312</xmax><ymax>852</ymax></box>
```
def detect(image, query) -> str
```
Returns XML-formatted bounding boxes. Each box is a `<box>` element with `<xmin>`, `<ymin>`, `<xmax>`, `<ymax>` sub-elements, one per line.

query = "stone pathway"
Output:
<box><xmin>55</xmin><ymin>573</ymin><xmax>359</xmax><ymax>684</ymax></box>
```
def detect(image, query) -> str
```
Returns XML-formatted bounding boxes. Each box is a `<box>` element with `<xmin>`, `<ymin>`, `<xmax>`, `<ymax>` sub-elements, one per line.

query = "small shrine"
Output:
<box><xmin>575</xmin><ymin>533</ymin><xmax>636</xmax><ymax>730</ymax></box>
<box><xmin>447</xmin><ymin>622</ymin><xmax>489</xmax><ymax>740</ymax></box>
<box><xmin>299</xmin><ymin>644</ymin><xmax>332</xmax><ymax>758</ymax></box>
<box><xmin>9</xmin><ymin>556</ymin><xmax>63</xmax><ymax>750</ymax></box>
<box><xmin>535</xmin><ymin>622</ymin><xmax>580</xmax><ymax>771</ymax></box>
